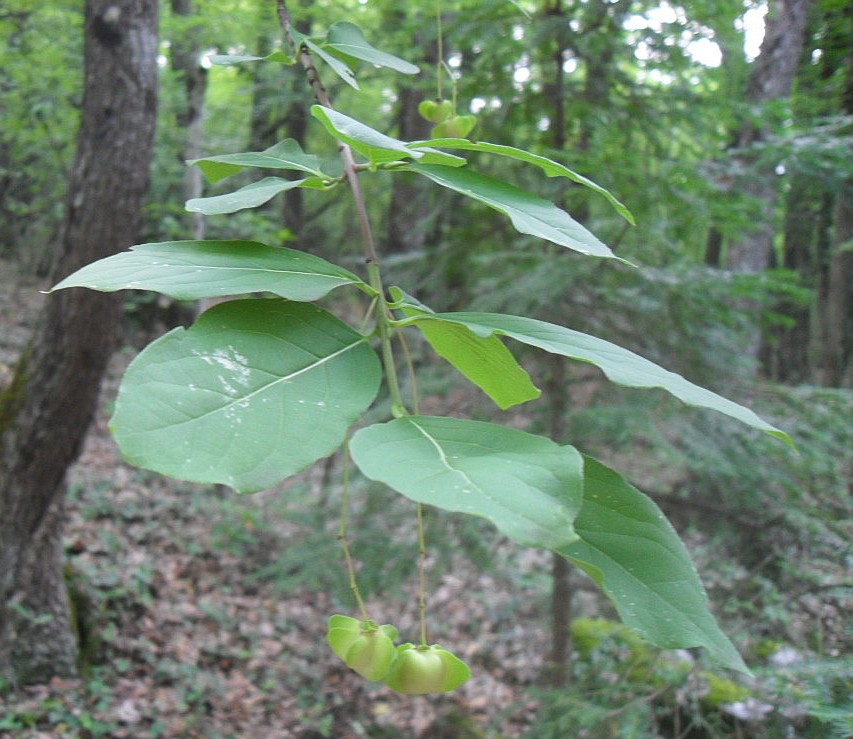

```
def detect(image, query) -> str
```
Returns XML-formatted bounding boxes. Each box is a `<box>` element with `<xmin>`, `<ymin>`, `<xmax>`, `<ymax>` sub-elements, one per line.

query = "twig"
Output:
<box><xmin>276</xmin><ymin>0</ymin><xmax>407</xmax><ymax>416</ymax></box>
<box><xmin>276</xmin><ymin>0</ymin><xmax>376</xmax><ymax>264</ymax></box>
<box><xmin>417</xmin><ymin>502</ymin><xmax>428</xmax><ymax>645</ymax></box>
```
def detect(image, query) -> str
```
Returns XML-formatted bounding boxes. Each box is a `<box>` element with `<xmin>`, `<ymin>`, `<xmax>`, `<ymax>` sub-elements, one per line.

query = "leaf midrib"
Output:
<box><xmin>141</xmin><ymin>338</ymin><xmax>365</xmax><ymax>431</ymax></box>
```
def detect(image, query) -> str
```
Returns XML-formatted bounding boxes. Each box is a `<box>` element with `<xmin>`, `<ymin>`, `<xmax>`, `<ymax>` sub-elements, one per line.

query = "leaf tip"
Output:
<box><xmin>769</xmin><ymin>428</ymin><xmax>796</xmax><ymax>450</ymax></box>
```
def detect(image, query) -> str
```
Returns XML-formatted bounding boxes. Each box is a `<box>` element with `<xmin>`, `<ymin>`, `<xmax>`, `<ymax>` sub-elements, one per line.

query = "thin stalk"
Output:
<box><xmin>417</xmin><ymin>502</ymin><xmax>428</xmax><ymax>646</ymax></box>
<box><xmin>396</xmin><ymin>329</ymin><xmax>420</xmax><ymax>415</ymax></box>
<box><xmin>435</xmin><ymin>0</ymin><xmax>444</xmax><ymax>100</ymax></box>
<box><xmin>338</xmin><ymin>440</ymin><xmax>369</xmax><ymax>621</ymax></box>
<box><xmin>358</xmin><ymin>295</ymin><xmax>379</xmax><ymax>334</ymax></box>
<box><xmin>367</xmin><ymin>263</ymin><xmax>408</xmax><ymax>418</ymax></box>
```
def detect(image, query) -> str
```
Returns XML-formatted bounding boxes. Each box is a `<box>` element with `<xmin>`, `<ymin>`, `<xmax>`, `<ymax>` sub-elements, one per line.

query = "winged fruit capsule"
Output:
<box><xmin>430</xmin><ymin>114</ymin><xmax>477</xmax><ymax>139</ymax></box>
<box><xmin>326</xmin><ymin>615</ymin><xmax>399</xmax><ymax>681</ymax></box>
<box><xmin>418</xmin><ymin>99</ymin><xmax>453</xmax><ymax>124</ymax></box>
<box><xmin>383</xmin><ymin>643</ymin><xmax>471</xmax><ymax>694</ymax></box>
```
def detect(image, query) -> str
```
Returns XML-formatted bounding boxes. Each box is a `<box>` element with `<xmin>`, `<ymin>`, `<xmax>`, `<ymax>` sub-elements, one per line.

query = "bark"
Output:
<box><xmin>704</xmin><ymin>227</ymin><xmax>724</xmax><ymax>267</ymax></box>
<box><xmin>249</xmin><ymin>7</ymin><xmax>313</xmax><ymax>248</ymax></box>
<box><xmin>814</xmin><ymin>23</ymin><xmax>853</xmax><ymax>386</ymax></box>
<box><xmin>546</xmin><ymin>356</ymin><xmax>572</xmax><ymax>688</ymax></box>
<box><xmin>280</xmin><ymin>79</ymin><xmax>311</xmax><ymax>244</ymax></box>
<box><xmin>170</xmin><ymin>0</ymin><xmax>219</xmax><ymax>321</ymax></box>
<box><xmin>724</xmin><ymin>0</ymin><xmax>813</xmax><ymax>274</ymax></box>
<box><xmin>767</xmin><ymin>5</ymin><xmax>852</xmax><ymax>384</ymax></box>
<box><xmin>383</xmin><ymin>10</ymin><xmax>435</xmax><ymax>255</ymax></box>
<box><xmin>821</xmin><ymin>183</ymin><xmax>853</xmax><ymax>386</ymax></box>
<box><xmin>170</xmin><ymin>0</ymin><xmax>208</xmax><ymax>241</ymax></box>
<box><xmin>541</xmin><ymin>0</ymin><xmax>573</xmax><ymax>689</ymax></box>
<box><xmin>763</xmin><ymin>176</ymin><xmax>820</xmax><ymax>382</ymax></box>
<box><xmin>384</xmin><ymin>83</ymin><xmax>433</xmax><ymax>254</ymax></box>
<box><xmin>0</xmin><ymin>0</ymin><xmax>158</xmax><ymax>685</ymax></box>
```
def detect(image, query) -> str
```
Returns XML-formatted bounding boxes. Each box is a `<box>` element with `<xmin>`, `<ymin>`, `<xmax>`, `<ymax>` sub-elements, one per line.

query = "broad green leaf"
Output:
<box><xmin>286</xmin><ymin>26</ymin><xmax>361</xmax><ymax>88</ymax></box>
<box><xmin>350</xmin><ymin>416</ymin><xmax>583</xmax><ymax>550</ymax></box>
<box><xmin>303</xmin><ymin>36</ymin><xmax>359</xmax><ymax>89</ymax></box>
<box><xmin>50</xmin><ymin>241</ymin><xmax>369</xmax><ymax>301</ymax></box>
<box><xmin>324</xmin><ymin>22</ymin><xmax>419</xmax><ymax>75</ymax></box>
<box><xmin>407</xmin><ymin>318</ymin><xmax>540</xmax><ymax>409</ymax></box>
<box><xmin>399</xmin><ymin>310</ymin><xmax>790</xmax><ymax>443</ymax></box>
<box><xmin>189</xmin><ymin>139</ymin><xmax>330</xmax><ymax>184</ymax></box>
<box><xmin>111</xmin><ymin>299</ymin><xmax>381</xmax><ymax>493</ymax></box>
<box><xmin>561</xmin><ymin>456</ymin><xmax>748</xmax><ymax>673</ymax></box>
<box><xmin>310</xmin><ymin>107</ymin><xmax>465</xmax><ymax>167</ymax></box>
<box><xmin>186</xmin><ymin>176</ymin><xmax>328</xmax><ymax>215</ymax></box>
<box><xmin>311</xmin><ymin>106</ymin><xmax>409</xmax><ymax>163</ymax></box>
<box><xmin>391</xmin><ymin>290</ymin><xmax>539</xmax><ymax>409</ymax></box>
<box><xmin>209</xmin><ymin>51</ymin><xmax>292</xmax><ymax>66</ymax></box>
<box><xmin>409</xmin><ymin>139</ymin><xmax>634</xmax><ymax>224</ymax></box>
<box><xmin>403</xmin><ymin>164</ymin><xmax>625</xmax><ymax>261</ymax></box>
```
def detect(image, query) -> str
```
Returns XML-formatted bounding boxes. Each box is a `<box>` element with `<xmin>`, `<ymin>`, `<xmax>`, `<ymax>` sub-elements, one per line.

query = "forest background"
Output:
<box><xmin>0</xmin><ymin>0</ymin><xmax>850</xmax><ymax>736</ymax></box>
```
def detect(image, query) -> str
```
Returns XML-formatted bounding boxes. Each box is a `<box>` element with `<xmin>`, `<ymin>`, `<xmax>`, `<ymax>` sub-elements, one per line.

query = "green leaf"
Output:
<box><xmin>349</xmin><ymin>416</ymin><xmax>583</xmax><ymax>550</ymax></box>
<box><xmin>561</xmin><ymin>456</ymin><xmax>749</xmax><ymax>673</ymax></box>
<box><xmin>408</xmin><ymin>318</ymin><xmax>540</xmax><ymax>410</ymax></box>
<box><xmin>209</xmin><ymin>51</ymin><xmax>292</xmax><ymax>66</ymax></box>
<box><xmin>324</xmin><ymin>22</ymin><xmax>419</xmax><ymax>75</ymax></box>
<box><xmin>283</xmin><ymin>25</ymin><xmax>361</xmax><ymax>88</ymax></box>
<box><xmin>399</xmin><ymin>310</ymin><xmax>791</xmax><ymax>443</ymax></box>
<box><xmin>409</xmin><ymin>139</ymin><xmax>634</xmax><ymax>224</ymax></box>
<box><xmin>391</xmin><ymin>288</ymin><xmax>539</xmax><ymax>409</ymax></box>
<box><xmin>186</xmin><ymin>176</ymin><xmax>328</xmax><ymax>215</ymax></box>
<box><xmin>188</xmin><ymin>139</ymin><xmax>330</xmax><ymax>184</ymax></box>
<box><xmin>304</xmin><ymin>36</ymin><xmax>360</xmax><ymax>89</ymax></box>
<box><xmin>311</xmin><ymin>106</ymin><xmax>410</xmax><ymax>163</ymax></box>
<box><xmin>310</xmin><ymin>107</ymin><xmax>465</xmax><ymax>167</ymax></box>
<box><xmin>50</xmin><ymin>241</ymin><xmax>369</xmax><ymax>301</ymax></box>
<box><xmin>111</xmin><ymin>299</ymin><xmax>381</xmax><ymax>493</ymax></box>
<box><xmin>403</xmin><ymin>164</ymin><xmax>625</xmax><ymax>261</ymax></box>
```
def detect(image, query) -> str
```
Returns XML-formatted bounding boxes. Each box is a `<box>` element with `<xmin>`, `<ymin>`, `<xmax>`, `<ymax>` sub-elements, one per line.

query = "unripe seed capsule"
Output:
<box><xmin>326</xmin><ymin>615</ymin><xmax>399</xmax><ymax>682</ymax></box>
<box><xmin>418</xmin><ymin>99</ymin><xmax>453</xmax><ymax>124</ymax></box>
<box><xmin>383</xmin><ymin>643</ymin><xmax>471</xmax><ymax>695</ymax></box>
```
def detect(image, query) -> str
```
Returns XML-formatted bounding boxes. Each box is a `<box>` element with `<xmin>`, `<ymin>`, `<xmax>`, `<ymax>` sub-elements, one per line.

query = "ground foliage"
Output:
<box><xmin>1</xmin><ymin>258</ymin><xmax>850</xmax><ymax>737</ymax></box>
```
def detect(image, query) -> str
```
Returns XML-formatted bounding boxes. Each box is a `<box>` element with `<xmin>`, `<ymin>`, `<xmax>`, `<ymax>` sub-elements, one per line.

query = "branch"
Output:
<box><xmin>275</xmin><ymin>0</ymin><xmax>406</xmax><ymax>416</ymax></box>
<box><xmin>276</xmin><ymin>0</ymin><xmax>378</xmax><ymax>266</ymax></box>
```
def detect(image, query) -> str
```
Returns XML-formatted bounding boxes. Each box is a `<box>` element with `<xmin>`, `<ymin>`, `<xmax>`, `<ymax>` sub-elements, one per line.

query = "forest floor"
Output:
<box><xmin>1</xmin><ymin>256</ymin><xmax>850</xmax><ymax>738</ymax></box>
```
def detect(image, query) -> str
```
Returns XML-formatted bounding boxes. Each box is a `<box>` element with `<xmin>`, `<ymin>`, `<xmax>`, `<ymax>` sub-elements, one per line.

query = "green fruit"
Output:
<box><xmin>326</xmin><ymin>615</ymin><xmax>399</xmax><ymax>682</ymax></box>
<box><xmin>418</xmin><ymin>99</ymin><xmax>453</xmax><ymax>124</ymax></box>
<box><xmin>430</xmin><ymin>114</ymin><xmax>477</xmax><ymax>139</ymax></box>
<box><xmin>383</xmin><ymin>643</ymin><xmax>471</xmax><ymax>695</ymax></box>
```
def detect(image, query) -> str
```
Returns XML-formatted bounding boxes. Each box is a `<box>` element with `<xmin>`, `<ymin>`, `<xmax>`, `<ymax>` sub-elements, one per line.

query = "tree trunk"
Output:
<box><xmin>821</xmin><ymin>182</ymin><xmax>853</xmax><ymax>386</ymax></box>
<box><xmin>248</xmin><ymin>6</ymin><xmax>313</xmax><ymax>248</ymax></box>
<box><xmin>383</xmin><ymin>9</ymin><xmax>435</xmax><ymax>256</ymax></box>
<box><xmin>766</xmin><ymin>5</ymin><xmax>852</xmax><ymax>384</ymax></box>
<box><xmin>170</xmin><ymin>0</ymin><xmax>208</xmax><ymax>241</ymax></box>
<box><xmin>724</xmin><ymin>0</ymin><xmax>813</xmax><ymax>274</ymax></box>
<box><xmin>814</xmin><ymin>26</ymin><xmax>853</xmax><ymax>387</ymax></box>
<box><xmin>763</xmin><ymin>175</ymin><xmax>820</xmax><ymax>382</ymax></box>
<box><xmin>384</xmin><ymin>83</ymin><xmax>434</xmax><ymax>254</ymax></box>
<box><xmin>0</xmin><ymin>0</ymin><xmax>158</xmax><ymax>685</ymax></box>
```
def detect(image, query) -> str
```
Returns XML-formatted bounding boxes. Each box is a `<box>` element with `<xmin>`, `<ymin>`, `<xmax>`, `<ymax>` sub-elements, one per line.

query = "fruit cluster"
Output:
<box><xmin>418</xmin><ymin>99</ymin><xmax>477</xmax><ymax>139</ymax></box>
<box><xmin>326</xmin><ymin>615</ymin><xmax>471</xmax><ymax>694</ymax></box>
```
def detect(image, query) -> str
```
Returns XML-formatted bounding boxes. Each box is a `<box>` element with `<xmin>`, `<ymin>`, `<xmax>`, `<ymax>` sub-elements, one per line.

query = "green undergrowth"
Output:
<box><xmin>2</xmin><ymin>375</ymin><xmax>846</xmax><ymax>736</ymax></box>
<box><xmin>519</xmin><ymin>617</ymin><xmax>852</xmax><ymax>739</ymax></box>
<box><xmin>1</xmin><ymin>402</ymin><xmax>847</xmax><ymax>738</ymax></box>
